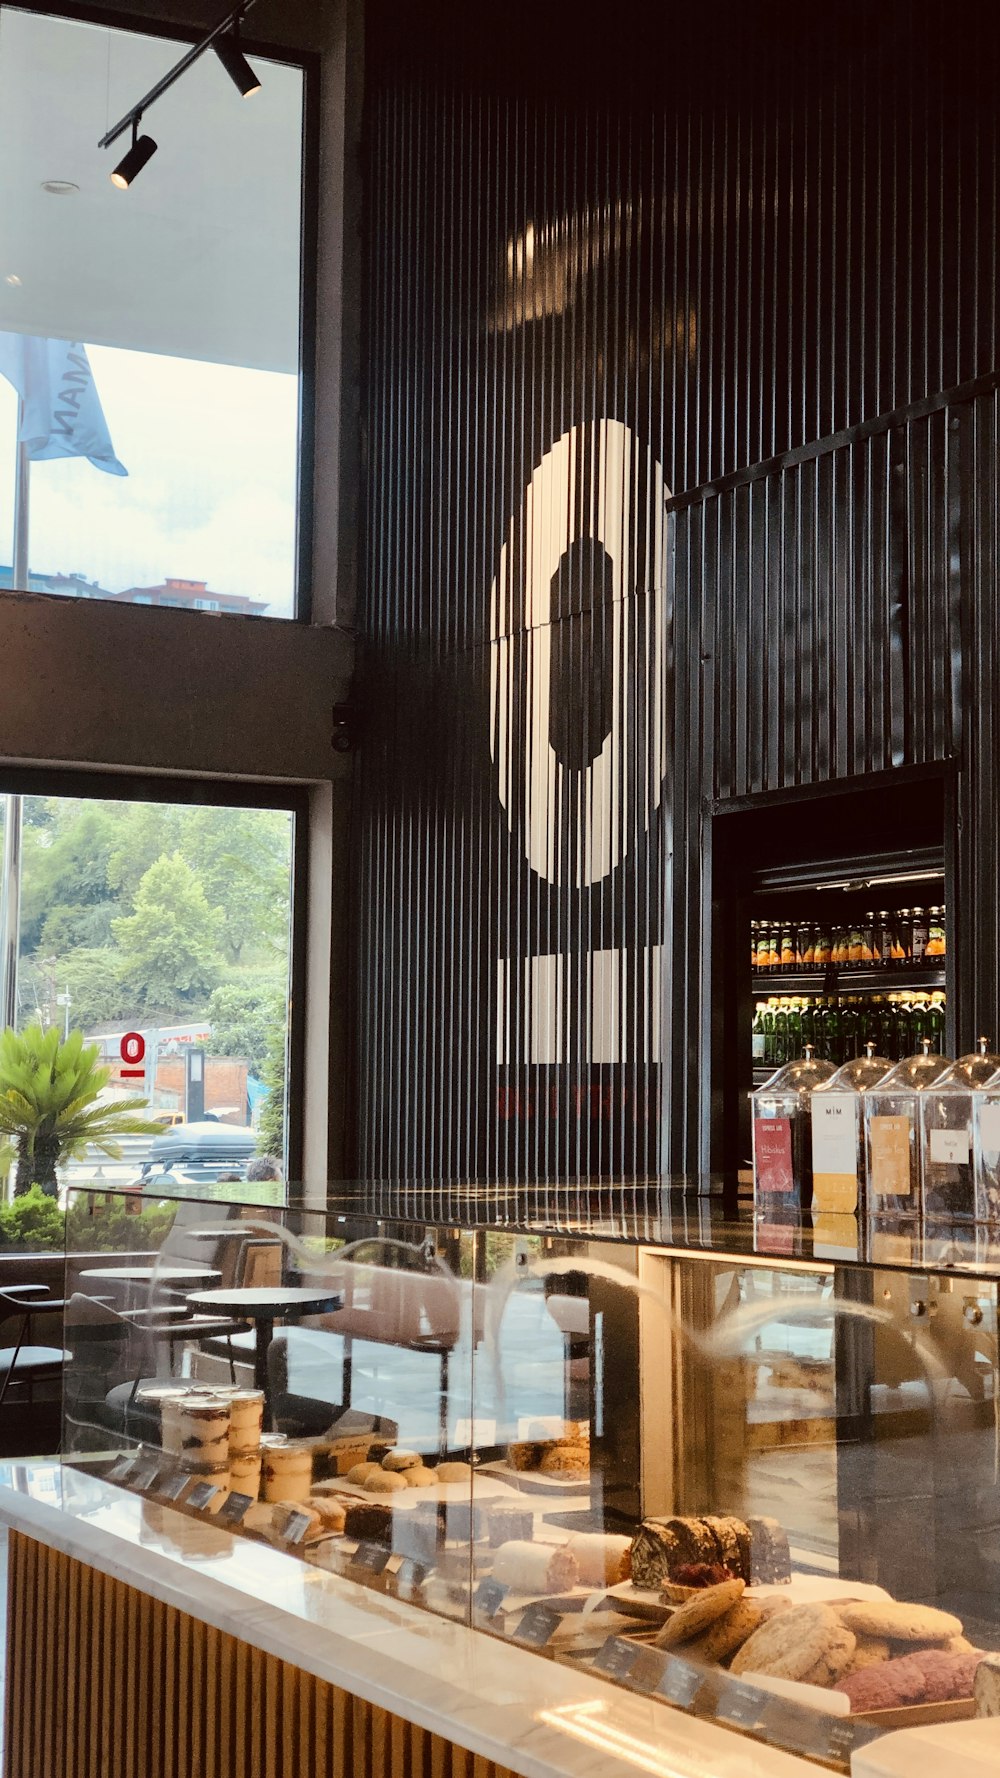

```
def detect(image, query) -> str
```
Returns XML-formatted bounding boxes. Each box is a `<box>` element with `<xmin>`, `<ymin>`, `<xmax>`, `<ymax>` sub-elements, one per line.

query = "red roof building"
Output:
<box><xmin>110</xmin><ymin>577</ymin><xmax>269</xmax><ymax>617</ymax></box>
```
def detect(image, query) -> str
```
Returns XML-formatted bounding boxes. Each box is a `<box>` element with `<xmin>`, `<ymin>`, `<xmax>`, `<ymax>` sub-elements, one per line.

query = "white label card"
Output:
<box><xmin>929</xmin><ymin>1127</ymin><xmax>970</xmax><ymax>1166</ymax></box>
<box><xmin>811</xmin><ymin>1095</ymin><xmax>859</xmax><ymax>1175</ymax></box>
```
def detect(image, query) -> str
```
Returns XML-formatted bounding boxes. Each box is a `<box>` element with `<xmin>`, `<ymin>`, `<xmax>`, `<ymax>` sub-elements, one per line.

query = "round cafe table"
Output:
<box><xmin>186</xmin><ymin>1284</ymin><xmax>342</xmax><ymax>1403</ymax></box>
<box><xmin>81</xmin><ymin>1266</ymin><xmax>222</xmax><ymax>1288</ymax></box>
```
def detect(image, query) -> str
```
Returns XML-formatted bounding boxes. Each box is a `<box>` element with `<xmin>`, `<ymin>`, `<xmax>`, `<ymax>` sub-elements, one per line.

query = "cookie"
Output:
<box><xmin>655</xmin><ymin>1578</ymin><xmax>745</xmax><ymax>1648</ymax></box>
<box><xmin>365</xmin><ymin>1470</ymin><xmax>408</xmax><ymax>1494</ymax></box>
<box><xmin>730</xmin><ymin>1604</ymin><xmax>847</xmax><ymax>1682</ymax></box>
<box><xmin>974</xmin><ymin>1651</ymin><xmax>1000</xmax><ymax>1716</ymax></box>
<box><xmin>382</xmin><ymin>1450</ymin><xmax>422</xmax><ymax>1472</ymax></box>
<box><xmin>800</xmin><ymin>1625</ymin><xmax>857</xmax><ymax>1688</ymax></box>
<box><xmin>403</xmin><ymin>1466</ymin><xmax>437</xmax><ymax>1488</ymax></box>
<box><xmin>684</xmin><ymin>1598</ymin><xmax>763</xmax><ymax>1665</ymax></box>
<box><xmin>839</xmin><ymin>1601</ymin><xmax>962</xmax><ymax>1645</ymax></box>
<box><xmin>842</xmin><ymin>1636</ymin><xmax>891</xmax><ymax>1675</ymax></box>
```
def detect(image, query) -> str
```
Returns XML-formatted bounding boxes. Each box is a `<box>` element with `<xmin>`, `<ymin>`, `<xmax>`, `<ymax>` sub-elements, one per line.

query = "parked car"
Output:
<box><xmin>130</xmin><ymin>1121</ymin><xmax>257</xmax><ymax>1195</ymax></box>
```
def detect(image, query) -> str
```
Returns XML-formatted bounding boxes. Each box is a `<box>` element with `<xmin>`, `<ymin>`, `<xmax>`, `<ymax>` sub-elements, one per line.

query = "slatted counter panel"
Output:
<box><xmin>3</xmin><ymin>1532</ymin><xmax>515</xmax><ymax>1778</ymax></box>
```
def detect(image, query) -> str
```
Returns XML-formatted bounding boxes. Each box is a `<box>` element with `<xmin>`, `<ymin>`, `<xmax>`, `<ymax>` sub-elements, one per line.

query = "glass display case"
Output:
<box><xmin>60</xmin><ymin>1182</ymin><xmax>1000</xmax><ymax>1774</ymax></box>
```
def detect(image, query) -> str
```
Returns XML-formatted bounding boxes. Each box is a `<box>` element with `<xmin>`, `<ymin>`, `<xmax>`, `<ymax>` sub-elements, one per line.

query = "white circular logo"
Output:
<box><xmin>489</xmin><ymin>419</ymin><xmax>670</xmax><ymax>889</ymax></box>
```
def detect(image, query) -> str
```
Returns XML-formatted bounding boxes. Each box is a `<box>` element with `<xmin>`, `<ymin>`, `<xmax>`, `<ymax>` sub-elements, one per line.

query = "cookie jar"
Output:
<box><xmin>920</xmin><ymin>1038</ymin><xmax>1000</xmax><ymax>1222</ymax></box>
<box><xmin>863</xmin><ymin>1041</ymin><xmax>952</xmax><ymax>1219</ymax></box>
<box><xmin>971</xmin><ymin>1060</ymin><xmax>1000</xmax><ymax>1224</ymax></box>
<box><xmin>809</xmin><ymin>1044</ymin><xmax>892</xmax><ymax>1216</ymax></box>
<box><xmin>751</xmin><ymin>1045</ymin><xmax>836</xmax><ymax>1213</ymax></box>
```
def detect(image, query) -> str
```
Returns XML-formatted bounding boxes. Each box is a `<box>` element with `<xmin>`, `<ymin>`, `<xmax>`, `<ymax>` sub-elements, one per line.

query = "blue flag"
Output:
<box><xmin>0</xmin><ymin>332</ymin><xmax>127</xmax><ymax>476</ymax></box>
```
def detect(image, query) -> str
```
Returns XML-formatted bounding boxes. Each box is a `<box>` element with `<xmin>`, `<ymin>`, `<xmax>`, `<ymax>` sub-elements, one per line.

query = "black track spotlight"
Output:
<box><xmin>213</xmin><ymin>28</ymin><xmax>261</xmax><ymax>97</ymax></box>
<box><xmin>110</xmin><ymin>119</ymin><xmax>157</xmax><ymax>189</ymax></box>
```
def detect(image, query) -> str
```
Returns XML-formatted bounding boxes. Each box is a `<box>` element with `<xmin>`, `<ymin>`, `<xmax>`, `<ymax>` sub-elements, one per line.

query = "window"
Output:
<box><xmin>0</xmin><ymin>8</ymin><xmax>305</xmax><ymax>619</ymax></box>
<box><xmin>3</xmin><ymin>791</ymin><xmax>296</xmax><ymax>1187</ymax></box>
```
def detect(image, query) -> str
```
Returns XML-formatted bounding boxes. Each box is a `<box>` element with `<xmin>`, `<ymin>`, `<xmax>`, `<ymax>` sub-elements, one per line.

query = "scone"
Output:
<box><xmin>402</xmin><ymin>1466</ymin><xmax>437</xmax><ymax>1488</ymax></box>
<box><xmin>381</xmin><ymin>1450</ymin><xmax>422</xmax><ymax>1472</ymax></box>
<box><xmin>310</xmin><ymin>1496</ymin><xmax>347</xmax><ymax>1533</ymax></box>
<box><xmin>366</xmin><ymin>1470</ymin><xmax>408</xmax><ymax>1494</ymax></box>
<box><xmin>346</xmin><ymin>1462</ymin><xmax>382</xmax><ymax>1485</ymax></box>
<box><xmin>436</xmin><ymin>1462</ymin><xmax>472</xmax><ymax>1483</ymax></box>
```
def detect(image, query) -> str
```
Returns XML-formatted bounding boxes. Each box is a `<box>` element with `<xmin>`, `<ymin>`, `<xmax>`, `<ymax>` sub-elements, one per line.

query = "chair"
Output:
<box><xmin>0</xmin><ymin>1288</ymin><xmax>70</xmax><ymax>1412</ymax></box>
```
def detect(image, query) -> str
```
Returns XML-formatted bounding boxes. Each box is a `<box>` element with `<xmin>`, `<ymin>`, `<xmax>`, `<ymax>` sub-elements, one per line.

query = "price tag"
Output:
<box><xmin>514</xmin><ymin>1604</ymin><xmax>561</xmax><ymax>1647</ymax></box>
<box><xmin>656</xmin><ymin>1655</ymin><xmax>704</xmax><ymax>1709</ymax></box>
<box><xmin>107</xmin><ymin>1456</ymin><xmax>139</xmax><ymax>1484</ymax></box>
<box><xmin>929</xmin><ymin>1127</ymin><xmax>970</xmax><ymax>1166</ymax></box>
<box><xmin>627</xmin><ymin>1647</ymin><xmax>667</xmax><ymax>1695</ymax></box>
<box><xmin>185</xmin><ymin>1481</ymin><xmax>219</xmax><ymax>1511</ymax></box>
<box><xmin>753</xmin><ymin>1118</ymin><xmax>794</xmax><ymax>1194</ymax></box>
<box><xmin>277</xmin><ymin>1510</ymin><xmax>313</xmax><ymax>1547</ymax></box>
<box><xmin>130</xmin><ymin>1462</ymin><xmax>161</xmax><ymax>1493</ymax></box>
<box><xmin>824</xmin><ymin>1717</ymin><xmax>857</xmax><ymax>1763</ymax></box>
<box><xmin>393</xmin><ymin>1558</ymin><xmax>428</xmax><ymax>1594</ymax></box>
<box><xmin>593</xmin><ymin>1637</ymin><xmax>638</xmax><ymax>1682</ymax></box>
<box><xmin>217</xmin><ymin>1491</ymin><xmax>254</xmax><ymax>1526</ymax></box>
<box><xmin>157</xmin><ymin>1472</ymin><xmax>189</xmax><ymax>1502</ymax></box>
<box><xmin>351</xmin><ymin>1541</ymin><xmax>390</xmax><ymax>1576</ymax></box>
<box><xmin>473</xmin><ymin>1578</ymin><xmax>509</xmax><ymax>1620</ymax></box>
<box><xmin>715</xmin><ymin>1678</ymin><xmax>765</xmax><ymax>1730</ymax></box>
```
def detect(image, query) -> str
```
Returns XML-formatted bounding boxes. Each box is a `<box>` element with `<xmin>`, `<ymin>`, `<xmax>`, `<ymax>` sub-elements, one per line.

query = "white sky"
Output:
<box><xmin>0</xmin><ymin>344</ymin><xmax>299</xmax><ymax>617</ymax></box>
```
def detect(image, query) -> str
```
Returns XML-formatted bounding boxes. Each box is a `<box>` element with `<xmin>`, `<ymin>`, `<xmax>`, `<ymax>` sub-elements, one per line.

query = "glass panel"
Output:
<box><xmin>0</xmin><ymin>7</ymin><xmax>303</xmax><ymax>617</ymax></box>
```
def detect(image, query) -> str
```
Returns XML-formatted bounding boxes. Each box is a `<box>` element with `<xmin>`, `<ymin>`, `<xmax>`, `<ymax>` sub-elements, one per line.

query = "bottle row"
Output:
<box><xmin>752</xmin><ymin>993</ymin><xmax>946</xmax><ymax>1069</ymax></box>
<box><xmin>751</xmin><ymin>907</ymin><xmax>946</xmax><ymax>973</ymax></box>
<box><xmin>751</xmin><ymin>1039</ymin><xmax>1000</xmax><ymax>1223</ymax></box>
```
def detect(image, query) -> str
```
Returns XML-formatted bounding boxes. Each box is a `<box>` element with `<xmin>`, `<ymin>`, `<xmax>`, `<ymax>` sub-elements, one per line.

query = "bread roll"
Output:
<box><xmin>491</xmin><ymin>1540</ymin><xmax>579</xmax><ymax>1594</ymax></box>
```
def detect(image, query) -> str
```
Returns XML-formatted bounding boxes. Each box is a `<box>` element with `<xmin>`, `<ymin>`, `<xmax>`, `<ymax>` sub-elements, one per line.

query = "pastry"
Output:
<box><xmin>508</xmin><ymin>1441</ymin><xmax>554</xmax><ymax>1471</ymax></box>
<box><xmin>366</xmin><ymin>1470</ymin><xmax>408</xmax><ymax>1494</ymax></box>
<box><xmin>229</xmin><ymin>1453</ymin><xmax>262</xmax><ymax>1498</ymax></box>
<box><xmin>346</xmin><ymin>1462</ymin><xmax>382</xmax><ymax>1485</ymax></box>
<box><xmin>344</xmin><ymin>1502</ymin><xmax>393</xmax><ymax>1543</ymax></box>
<box><xmin>310</xmin><ymin>1496</ymin><xmax>347</xmax><ymax>1533</ymax></box>
<box><xmin>176</xmin><ymin>1397</ymin><xmax>232</xmax><ymax>1469</ymax></box>
<box><xmin>839</xmin><ymin>1601</ymin><xmax>963</xmax><ymax>1645</ymax></box>
<box><xmin>226</xmin><ymin>1389</ymin><xmax>265</xmax><ymax>1453</ymax></box>
<box><xmin>838</xmin><ymin>1648</ymin><xmax>979</xmax><ymax>1712</ymax></box>
<box><xmin>974</xmin><ymin>1652</ymin><xmax>1000</xmax><ymax>1716</ymax></box>
<box><xmin>699</xmin><ymin>1515</ymin><xmax>744</xmax><ymax>1574</ymax></box>
<box><xmin>436</xmin><ymin>1462</ymin><xmax>472</xmax><ymax>1483</ymax></box>
<box><xmin>402</xmin><ymin>1465</ymin><xmax>437</xmax><ymax>1488</ymax></box>
<box><xmin>629</xmin><ymin>1520</ymin><xmax>684</xmax><ymax>1591</ymax></box>
<box><xmin>565</xmin><ymin>1533</ymin><xmax>632</xmax><ymax>1586</ymax></box>
<box><xmin>730</xmin><ymin>1604</ymin><xmax>852</xmax><ymax>1683</ymax></box>
<box><xmin>491</xmin><ymin>1541</ymin><xmax>580</xmax><ymax>1594</ymax></box>
<box><xmin>684</xmin><ymin>1598</ymin><xmax>763</xmax><ymax>1665</ymax></box>
<box><xmin>539</xmin><ymin>1442</ymin><xmax>589</xmax><ymax>1476</ymax></box>
<box><xmin>655</xmin><ymin>1579</ymin><xmax>746</xmax><ymax>1648</ymax></box>
<box><xmin>381</xmin><ymin>1450</ymin><xmax>422</xmax><ymax>1472</ymax></box>
<box><xmin>664</xmin><ymin>1562</ymin><xmax>738</xmax><ymax>1596</ymax></box>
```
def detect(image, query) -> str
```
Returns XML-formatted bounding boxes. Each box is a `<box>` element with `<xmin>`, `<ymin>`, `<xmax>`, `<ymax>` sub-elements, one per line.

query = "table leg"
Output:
<box><xmin>254</xmin><ymin>1318</ymin><xmax>272</xmax><ymax>1404</ymax></box>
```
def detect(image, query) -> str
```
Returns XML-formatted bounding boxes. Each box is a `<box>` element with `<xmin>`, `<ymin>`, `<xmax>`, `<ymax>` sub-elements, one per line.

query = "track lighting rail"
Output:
<box><xmin>97</xmin><ymin>0</ymin><xmax>259</xmax><ymax>153</ymax></box>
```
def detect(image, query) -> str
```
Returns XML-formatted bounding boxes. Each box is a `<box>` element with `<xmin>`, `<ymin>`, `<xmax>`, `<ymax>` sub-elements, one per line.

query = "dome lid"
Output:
<box><xmin>816</xmin><ymin>1045</ymin><xmax>892</xmax><ymax>1093</ymax></box>
<box><xmin>754</xmin><ymin>1045</ymin><xmax>837</xmax><ymax>1095</ymax></box>
<box><xmin>926</xmin><ymin>1037</ymin><xmax>1000</xmax><ymax>1093</ymax></box>
<box><xmin>874</xmin><ymin>1041</ymin><xmax>952</xmax><ymax>1092</ymax></box>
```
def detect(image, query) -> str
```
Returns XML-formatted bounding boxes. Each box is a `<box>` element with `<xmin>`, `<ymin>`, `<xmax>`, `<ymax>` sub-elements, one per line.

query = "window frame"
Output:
<box><xmin>0</xmin><ymin>763</ymin><xmax>310</xmax><ymax>1188</ymax></box>
<box><xmin>1</xmin><ymin>1</ymin><xmax>320</xmax><ymax>625</ymax></box>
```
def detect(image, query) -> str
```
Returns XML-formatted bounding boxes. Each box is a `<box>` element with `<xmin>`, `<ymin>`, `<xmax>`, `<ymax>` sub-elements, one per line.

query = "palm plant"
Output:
<box><xmin>0</xmin><ymin>1024</ymin><xmax>161</xmax><ymax>1197</ymax></box>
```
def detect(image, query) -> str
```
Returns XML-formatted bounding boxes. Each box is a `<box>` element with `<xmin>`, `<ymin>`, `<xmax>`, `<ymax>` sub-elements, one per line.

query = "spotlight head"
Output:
<box><xmin>110</xmin><ymin>131</ymin><xmax>157</xmax><ymax>189</ymax></box>
<box><xmin>214</xmin><ymin>34</ymin><xmax>261</xmax><ymax>98</ymax></box>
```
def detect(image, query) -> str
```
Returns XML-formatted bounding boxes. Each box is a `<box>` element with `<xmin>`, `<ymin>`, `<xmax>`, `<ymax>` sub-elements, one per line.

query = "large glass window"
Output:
<box><xmin>0</xmin><ymin>8</ymin><xmax>304</xmax><ymax>617</ymax></box>
<box><xmin>2</xmin><ymin>792</ymin><xmax>295</xmax><ymax>1193</ymax></box>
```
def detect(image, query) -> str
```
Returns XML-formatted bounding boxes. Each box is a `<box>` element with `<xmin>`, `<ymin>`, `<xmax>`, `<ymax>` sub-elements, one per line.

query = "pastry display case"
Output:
<box><xmin>58</xmin><ymin>1183</ymin><xmax>1000</xmax><ymax>1773</ymax></box>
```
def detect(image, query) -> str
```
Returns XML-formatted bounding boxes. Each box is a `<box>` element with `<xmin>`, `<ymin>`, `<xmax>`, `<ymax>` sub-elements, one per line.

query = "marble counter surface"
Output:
<box><xmin>0</xmin><ymin>1462</ymin><xmax>817</xmax><ymax>1778</ymax></box>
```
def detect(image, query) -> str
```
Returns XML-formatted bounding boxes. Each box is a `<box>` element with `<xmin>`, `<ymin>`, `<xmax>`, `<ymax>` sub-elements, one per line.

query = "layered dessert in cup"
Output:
<box><xmin>261</xmin><ymin>1436</ymin><xmax>312</xmax><ymax>1504</ymax></box>
<box><xmin>177</xmin><ymin>1396</ymin><xmax>232</xmax><ymax>1470</ymax></box>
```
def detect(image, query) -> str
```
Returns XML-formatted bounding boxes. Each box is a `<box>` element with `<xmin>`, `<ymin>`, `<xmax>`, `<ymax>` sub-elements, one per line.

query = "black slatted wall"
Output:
<box><xmin>354</xmin><ymin>0</ymin><xmax>1000</xmax><ymax>1182</ymax></box>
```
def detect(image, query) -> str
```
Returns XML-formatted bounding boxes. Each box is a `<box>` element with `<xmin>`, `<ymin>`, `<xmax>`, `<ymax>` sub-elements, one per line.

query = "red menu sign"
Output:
<box><xmin>754</xmin><ymin>1117</ymin><xmax>794</xmax><ymax>1194</ymax></box>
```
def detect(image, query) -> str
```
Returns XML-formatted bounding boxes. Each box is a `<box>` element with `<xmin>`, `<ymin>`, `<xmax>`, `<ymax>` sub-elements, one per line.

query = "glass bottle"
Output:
<box><xmin>787</xmin><ymin>999</ymin><xmax>802</xmax><ymax>1057</ymax></box>
<box><xmin>889</xmin><ymin>915</ymin><xmax>908</xmax><ymax>965</ymax></box>
<box><xmin>811</xmin><ymin>1043</ymin><xmax>892</xmax><ymax>1215</ymax></box>
<box><xmin>864</xmin><ymin>1040</ymin><xmax>952</xmax><ymax>1218</ymax></box>
<box><xmin>973</xmin><ymin>1062</ymin><xmax>1000</xmax><ymax>1223</ymax></box>
<box><xmin>874</xmin><ymin>910</ymin><xmax>893</xmax><ymax>965</ymax></box>
<box><xmin>897</xmin><ymin>909</ymin><xmax>913</xmax><ymax>963</ymax></box>
<box><xmin>815</xmin><ymin>926</ymin><xmax>833</xmax><ymax>968</ymax></box>
<box><xmin>910</xmin><ymin>907</ymin><xmax>929</xmax><ymax>964</ymax></box>
<box><xmin>802</xmin><ymin>925</ymin><xmax>816</xmax><ymax>968</ymax></box>
<box><xmin>752</xmin><ymin>1002</ymin><xmax>767</xmax><ymax>1063</ymax></box>
<box><xmin>926</xmin><ymin>906</ymin><xmax>946</xmax><ymax>959</ymax></box>
<box><xmin>752</xmin><ymin>1045</ymin><xmax>837</xmax><ymax>1213</ymax></box>
<box><xmin>860</xmin><ymin>914</ymin><xmax>876</xmax><ymax>966</ymax></box>
<box><xmin>928</xmin><ymin>993</ymin><xmax>946</xmax><ymax>1055</ymax></box>
<box><xmin>921</xmin><ymin>1038</ymin><xmax>999</xmax><ymax>1222</ymax></box>
<box><xmin>800</xmin><ymin>999</ymin><xmax>816</xmax><ymax>1049</ymax></box>
<box><xmin>824</xmin><ymin>998</ymin><xmax>843</xmax><ymax>1066</ymax></box>
<box><xmin>780</xmin><ymin>923</ymin><xmax>796</xmax><ymax>970</ymax></box>
<box><xmin>774</xmin><ymin>1000</ymin><xmax>789</xmax><ymax>1065</ymax></box>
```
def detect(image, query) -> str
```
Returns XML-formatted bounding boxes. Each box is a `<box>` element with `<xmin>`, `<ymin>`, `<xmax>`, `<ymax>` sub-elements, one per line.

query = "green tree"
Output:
<box><xmin>0</xmin><ymin>1025</ymin><xmax>161</xmax><ymax>1196</ymax></box>
<box><xmin>112</xmin><ymin>853</ymin><xmax>223</xmax><ymax>1011</ymax></box>
<box><xmin>182</xmin><ymin>806</ymin><xmax>291</xmax><ymax>966</ymax></box>
<box><xmin>206</xmin><ymin>977</ymin><xmax>286</xmax><ymax>1071</ymax></box>
<box><xmin>256</xmin><ymin>1022</ymin><xmax>286</xmax><ymax>1161</ymax></box>
<box><xmin>59</xmin><ymin>948</ymin><xmax>133</xmax><ymax>1030</ymax></box>
<box><xmin>19</xmin><ymin>801</ymin><xmax>119</xmax><ymax>956</ymax></box>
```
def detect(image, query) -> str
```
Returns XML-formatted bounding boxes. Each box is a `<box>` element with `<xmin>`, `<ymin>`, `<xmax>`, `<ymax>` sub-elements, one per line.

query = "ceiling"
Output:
<box><xmin>0</xmin><ymin>6</ymin><xmax>303</xmax><ymax>372</ymax></box>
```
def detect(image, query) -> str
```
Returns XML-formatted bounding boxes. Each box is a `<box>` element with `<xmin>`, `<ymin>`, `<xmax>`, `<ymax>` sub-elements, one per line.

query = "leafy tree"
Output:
<box><xmin>19</xmin><ymin>801</ymin><xmax>119</xmax><ymax>955</ymax></box>
<box><xmin>0</xmin><ymin>1025</ymin><xmax>161</xmax><ymax>1196</ymax></box>
<box><xmin>256</xmin><ymin>1022</ymin><xmax>286</xmax><ymax>1162</ymax></box>
<box><xmin>104</xmin><ymin>802</ymin><xmax>183</xmax><ymax>906</ymax></box>
<box><xmin>112</xmin><ymin>853</ymin><xmax>223</xmax><ymax>1010</ymax></box>
<box><xmin>206</xmin><ymin>977</ymin><xmax>286</xmax><ymax>1071</ymax></box>
<box><xmin>183</xmin><ymin>806</ymin><xmax>291</xmax><ymax>966</ymax></box>
<box><xmin>59</xmin><ymin>948</ymin><xmax>133</xmax><ymax>1030</ymax></box>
